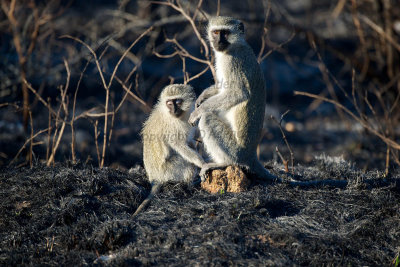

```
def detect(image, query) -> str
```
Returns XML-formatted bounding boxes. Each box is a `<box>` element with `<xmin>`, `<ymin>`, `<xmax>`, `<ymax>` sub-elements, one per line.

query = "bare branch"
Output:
<box><xmin>294</xmin><ymin>91</ymin><xmax>400</xmax><ymax>151</ymax></box>
<box><xmin>107</xmin><ymin>26</ymin><xmax>154</xmax><ymax>89</ymax></box>
<box><xmin>271</xmin><ymin>112</ymin><xmax>295</xmax><ymax>175</ymax></box>
<box><xmin>10</xmin><ymin>127</ymin><xmax>51</xmax><ymax>165</ymax></box>
<box><xmin>360</xmin><ymin>14</ymin><xmax>400</xmax><ymax>53</ymax></box>
<box><xmin>24</xmin><ymin>79</ymin><xmax>57</xmax><ymax>117</ymax></box>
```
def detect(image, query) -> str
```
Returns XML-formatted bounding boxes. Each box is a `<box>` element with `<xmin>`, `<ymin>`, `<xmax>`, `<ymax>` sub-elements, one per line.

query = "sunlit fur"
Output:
<box><xmin>189</xmin><ymin>16</ymin><xmax>276</xmax><ymax>181</ymax></box>
<box><xmin>207</xmin><ymin>16</ymin><xmax>246</xmax><ymax>53</ymax></box>
<box><xmin>142</xmin><ymin>84</ymin><xmax>204</xmax><ymax>184</ymax></box>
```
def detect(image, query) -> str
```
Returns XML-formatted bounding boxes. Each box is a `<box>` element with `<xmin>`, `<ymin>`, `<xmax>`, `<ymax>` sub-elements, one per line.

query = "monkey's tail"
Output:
<box><xmin>252</xmin><ymin>160</ymin><xmax>282</xmax><ymax>183</ymax></box>
<box><xmin>252</xmin><ymin>161</ymin><xmax>348</xmax><ymax>188</ymax></box>
<box><xmin>132</xmin><ymin>183</ymin><xmax>162</xmax><ymax>218</ymax></box>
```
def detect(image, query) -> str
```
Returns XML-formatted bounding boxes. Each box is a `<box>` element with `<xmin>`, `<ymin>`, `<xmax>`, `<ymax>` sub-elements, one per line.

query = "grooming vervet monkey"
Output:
<box><xmin>133</xmin><ymin>84</ymin><xmax>205</xmax><ymax>217</ymax></box>
<box><xmin>188</xmin><ymin>16</ymin><xmax>279</xmax><ymax>182</ymax></box>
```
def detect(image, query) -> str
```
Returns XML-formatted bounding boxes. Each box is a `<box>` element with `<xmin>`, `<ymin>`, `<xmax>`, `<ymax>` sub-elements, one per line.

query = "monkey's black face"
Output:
<box><xmin>166</xmin><ymin>98</ymin><xmax>184</xmax><ymax>117</ymax></box>
<box><xmin>211</xmin><ymin>29</ymin><xmax>230</xmax><ymax>52</ymax></box>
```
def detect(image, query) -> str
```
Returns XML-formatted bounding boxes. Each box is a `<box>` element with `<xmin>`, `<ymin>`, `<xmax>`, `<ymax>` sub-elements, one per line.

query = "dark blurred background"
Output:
<box><xmin>1</xmin><ymin>0</ymin><xmax>399</xmax><ymax>172</ymax></box>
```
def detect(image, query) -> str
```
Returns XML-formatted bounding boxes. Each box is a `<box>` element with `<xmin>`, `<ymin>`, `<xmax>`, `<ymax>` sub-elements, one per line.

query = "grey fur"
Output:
<box><xmin>189</xmin><ymin>16</ymin><xmax>279</xmax><ymax>182</ymax></box>
<box><xmin>134</xmin><ymin>84</ymin><xmax>205</xmax><ymax>217</ymax></box>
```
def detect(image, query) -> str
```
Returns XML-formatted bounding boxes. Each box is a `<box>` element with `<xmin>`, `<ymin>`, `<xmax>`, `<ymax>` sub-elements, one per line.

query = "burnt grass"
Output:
<box><xmin>1</xmin><ymin>159</ymin><xmax>399</xmax><ymax>266</ymax></box>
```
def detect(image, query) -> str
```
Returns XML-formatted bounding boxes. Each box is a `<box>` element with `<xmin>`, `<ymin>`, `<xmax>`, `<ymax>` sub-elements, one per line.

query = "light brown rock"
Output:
<box><xmin>201</xmin><ymin>165</ymin><xmax>251</xmax><ymax>193</ymax></box>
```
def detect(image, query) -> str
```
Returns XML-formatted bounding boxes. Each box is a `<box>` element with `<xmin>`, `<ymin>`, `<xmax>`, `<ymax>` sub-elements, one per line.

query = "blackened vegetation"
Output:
<box><xmin>1</xmin><ymin>158</ymin><xmax>399</xmax><ymax>266</ymax></box>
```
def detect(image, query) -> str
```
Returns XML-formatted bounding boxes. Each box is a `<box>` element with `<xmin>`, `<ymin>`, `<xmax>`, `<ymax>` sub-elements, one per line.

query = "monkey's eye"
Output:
<box><xmin>175</xmin><ymin>99</ymin><xmax>183</xmax><ymax>105</ymax></box>
<box><xmin>212</xmin><ymin>30</ymin><xmax>220</xmax><ymax>35</ymax></box>
<box><xmin>166</xmin><ymin>100</ymin><xmax>173</xmax><ymax>106</ymax></box>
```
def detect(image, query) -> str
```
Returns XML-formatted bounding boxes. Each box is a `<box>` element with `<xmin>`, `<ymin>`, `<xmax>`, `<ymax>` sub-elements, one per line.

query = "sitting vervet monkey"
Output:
<box><xmin>188</xmin><ymin>16</ymin><xmax>278</xmax><ymax>182</ymax></box>
<box><xmin>133</xmin><ymin>84</ymin><xmax>205</xmax><ymax>217</ymax></box>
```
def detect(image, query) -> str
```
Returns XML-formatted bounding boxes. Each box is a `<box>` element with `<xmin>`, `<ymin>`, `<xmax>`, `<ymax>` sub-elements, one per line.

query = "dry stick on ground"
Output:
<box><xmin>94</xmin><ymin>120</ymin><xmax>101</xmax><ymax>165</ymax></box>
<box><xmin>24</xmin><ymin>82</ymin><xmax>53</xmax><ymax>162</ymax></box>
<box><xmin>28</xmin><ymin>111</ymin><xmax>34</xmax><ymax>167</ymax></box>
<box><xmin>364</xmin><ymin>85</ymin><xmax>396</xmax><ymax>175</ymax></box>
<box><xmin>108</xmin><ymin>92</ymin><xmax>117</xmax><ymax>150</ymax></box>
<box><xmin>47</xmin><ymin>95</ymin><xmax>66</xmax><ymax>167</ymax></box>
<box><xmin>59</xmin><ymin>36</ymin><xmax>108</xmax><ymax>167</ymax></box>
<box><xmin>108</xmin><ymin>90</ymin><xmax>127</xmax><ymax>146</ymax></box>
<box><xmin>9</xmin><ymin>128</ymin><xmax>51</xmax><ymax>165</ymax></box>
<box><xmin>70</xmin><ymin>59</ymin><xmax>91</xmax><ymax>164</ymax></box>
<box><xmin>23</xmin><ymin>78</ymin><xmax>67</xmax><ymax>166</ymax></box>
<box><xmin>358</xmin><ymin>9</ymin><xmax>400</xmax><ymax>170</ymax></box>
<box><xmin>352</xmin><ymin>0</ymin><xmax>400</xmax><ymax>168</ymax></box>
<box><xmin>47</xmin><ymin>60</ymin><xmax>70</xmax><ymax>166</ymax></box>
<box><xmin>256</xmin><ymin>128</ymin><xmax>268</xmax><ymax>160</ymax></box>
<box><xmin>46</xmin><ymin>97</ymin><xmax>51</xmax><ymax>162</ymax></box>
<box><xmin>270</xmin><ymin>110</ymin><xmax>294</xmax><ymax>175</ymax></box>
<box><xmin>351</xmin><ymin>68</ymin><xmax>393</xmax><ymax>174</ymax></box>
<box><xmin>275</xmin><ymin>147</ymin><xmax>289</xmax><ymax>173</ymax></box>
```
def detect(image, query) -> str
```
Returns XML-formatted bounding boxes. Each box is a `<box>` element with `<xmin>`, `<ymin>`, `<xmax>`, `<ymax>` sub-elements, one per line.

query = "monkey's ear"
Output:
<box><xmin>239</xmin><ymin>22</ymin><xmax>245</xmax><ymax>34</ymax></box>
<box><xmin>199</xmin><ymin>19</ymin><xmax>208</xmax><ymax>35</ymax></box>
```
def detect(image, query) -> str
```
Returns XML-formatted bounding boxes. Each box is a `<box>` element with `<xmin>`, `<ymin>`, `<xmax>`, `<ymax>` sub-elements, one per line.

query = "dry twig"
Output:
<box><xmin>294</xmin><ymin>91</ymin><xmax>400</xmax><ymax>151</ymax></box>
<box><xmin>60</xmin><ymin>26</ymin><xmax>153</xmax><ymax>167</ymax></box>
<box><xmin>151</xmin><ymin>0</ymin><xmax>216</xmax><ymax>82</ymax></box>
<box><xmin>271</xmin><ymin>110</ymin><xmax>294</xmax><ymax>174</ymax></box>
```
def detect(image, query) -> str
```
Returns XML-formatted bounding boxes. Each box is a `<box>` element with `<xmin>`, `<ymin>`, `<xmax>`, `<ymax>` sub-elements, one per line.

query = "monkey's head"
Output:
<box><xmin>159</xmin><ymin>84</ymin><xmax>196</xmax><ymax>118</ymax></box>
<box><xmin>208</xmin><ymin>16</ymin><xmax>245</xmax><ymax>53</ymax></box>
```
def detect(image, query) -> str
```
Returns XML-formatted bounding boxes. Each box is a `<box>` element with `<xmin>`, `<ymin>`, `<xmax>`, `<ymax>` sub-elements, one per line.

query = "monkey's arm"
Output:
<box><xmin>189</xmin><ymin>89</ymin><xmax>249</xmax><ymax>125</ymax></box>
<box><xmin>196</xmin><ymin>85</ymin><xmax>219</xmax><ymax>108</ymax></box>
<box><xmin>170</xmin><ymin>142</ymin><xmax>205</xmax><ymax>168</ymax></box>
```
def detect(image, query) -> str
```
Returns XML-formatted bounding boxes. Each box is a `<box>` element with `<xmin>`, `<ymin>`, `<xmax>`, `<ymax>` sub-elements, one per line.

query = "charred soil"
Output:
<box><xmin>0</xmin><ymin>160</ymin><xmax>399</xmax><ymax>266</ymax></box>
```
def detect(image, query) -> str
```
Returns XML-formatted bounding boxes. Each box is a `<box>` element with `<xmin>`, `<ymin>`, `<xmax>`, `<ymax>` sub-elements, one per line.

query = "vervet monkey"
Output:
<box><xmin>188</xmin><ymin>16</ymin><xmax>278</xmax><ymax>182</ymax></box>
<box><xmin>133</xmin><ymin>84</ymin><xmax>205</xmax><ymax>217</ymax></box>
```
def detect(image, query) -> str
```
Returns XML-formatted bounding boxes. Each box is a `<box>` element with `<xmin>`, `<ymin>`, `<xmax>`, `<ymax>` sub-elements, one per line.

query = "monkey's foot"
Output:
<box><xmin>200</xmin><ymin>163</ymin><xmax>229</xmax><ymax>181</ymax></box>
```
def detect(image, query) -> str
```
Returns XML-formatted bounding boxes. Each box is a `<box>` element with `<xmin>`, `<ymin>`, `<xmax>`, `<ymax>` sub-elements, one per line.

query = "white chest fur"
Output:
<box><xmin>215</xmin><ymin>52</ymin><xmax>226</xmax><ymax>85</ymax></box>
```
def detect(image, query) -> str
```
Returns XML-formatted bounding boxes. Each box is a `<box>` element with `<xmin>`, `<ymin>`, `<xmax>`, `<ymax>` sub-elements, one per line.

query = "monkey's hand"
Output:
<box><xmin>195</xmin><ymin>85</ymin><xmax>219</xmax><ymax>108</ymax></box>
<box><xmin>195</xmin><ymin>95</ymin><xmax>206</xmax><ymax>108</ymax></box>
<box><xmin>188</xmin><ymin>109</ymin><xmax>201</xmax><ymax>126</ymax></box>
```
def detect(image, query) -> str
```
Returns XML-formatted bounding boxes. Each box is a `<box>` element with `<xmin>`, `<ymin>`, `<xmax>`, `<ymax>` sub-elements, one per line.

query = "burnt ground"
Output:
<box><xmin>0</xmin><ymin>158</ymin><xmax>399</xmax><ymax>266</ymax></box>
<box><xmin>1</xmin><ymin>0</ymin><xmax>400</xmax><ymax>265</ymax></box>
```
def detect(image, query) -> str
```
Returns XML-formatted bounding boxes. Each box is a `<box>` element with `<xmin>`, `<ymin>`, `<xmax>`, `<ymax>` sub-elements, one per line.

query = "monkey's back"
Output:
<box><xmin>142</xmin><ymin>111</ymin><xmax>168</xmax><ymax>182</ymax></box>
<box><xmin>224</xmin><ymin>45</ymin><xmax>266</xmax><ymax>156</ymax></box>
<box><xmin>142</xmin><ymin>110</ymin><xmax>195</xmax><ymax>183</ymax></box>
